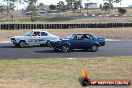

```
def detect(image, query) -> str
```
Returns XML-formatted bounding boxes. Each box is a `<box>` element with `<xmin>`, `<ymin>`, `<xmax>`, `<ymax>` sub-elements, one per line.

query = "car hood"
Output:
<box><xmin>56</xmin><ymin>38</ymin><xmax>70</xmax><ymax>41</ymax></box>
<box><xmin>11</xmin><ymin>36</ymin><xmax>25</xmax><ymax>39</ymax></box>
<box><xmin>50</xmin><ymin>34</ymin><xmax>59</xmax><ymax>38</ymax></box>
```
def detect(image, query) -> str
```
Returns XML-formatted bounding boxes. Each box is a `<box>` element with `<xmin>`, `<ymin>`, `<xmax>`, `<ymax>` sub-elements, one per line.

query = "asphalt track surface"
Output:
<box><xmin>0</xmin><ymin>41</ymin><xmax>132</xmax><ymax>59</ymax></box>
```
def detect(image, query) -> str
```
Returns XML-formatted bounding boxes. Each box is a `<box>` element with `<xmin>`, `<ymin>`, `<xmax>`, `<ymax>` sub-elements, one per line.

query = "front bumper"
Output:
<box><xmin>11</xmin><ymin>38</ymin><xmax>18</xmax><ymax>45</ymax></box>
<box><xmin>99</xmin><ymin>42</ymin><xmax>105</xmax><ymax>46</ymax></box>
<box><xmin>49</xmin><ymin>41</ymin><xmax>61</xmax><ymax>50</ymax></box>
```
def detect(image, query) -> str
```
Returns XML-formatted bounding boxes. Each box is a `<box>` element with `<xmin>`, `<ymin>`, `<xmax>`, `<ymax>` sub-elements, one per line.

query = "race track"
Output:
<box><xmin>0</xmin><ymin>41</ymin><xmax>132</xmax><ymax>59</ymax></box>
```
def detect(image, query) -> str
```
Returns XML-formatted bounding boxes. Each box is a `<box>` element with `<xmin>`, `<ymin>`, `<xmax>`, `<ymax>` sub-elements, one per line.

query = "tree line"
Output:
<box><xmin>0</xmin><ymin>0</ymin><xmax>127</xmax><ymax>22</ymax></box>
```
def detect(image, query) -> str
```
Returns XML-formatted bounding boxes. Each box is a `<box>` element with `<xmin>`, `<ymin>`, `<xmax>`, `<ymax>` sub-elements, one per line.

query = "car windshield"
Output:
<box><xmin>91</xmin><ymin>35</ymin><xmax>97</xmax><ymax>39</ymax></box>
<box><xmin>24</xmin><ymin>31</ymin><xmax>31</xmax><ymax>36</ymax></box>
<box><xmin>65</xmin><ymin>34</ymin><xmax>74</xmax><ymax>39</ymax></box>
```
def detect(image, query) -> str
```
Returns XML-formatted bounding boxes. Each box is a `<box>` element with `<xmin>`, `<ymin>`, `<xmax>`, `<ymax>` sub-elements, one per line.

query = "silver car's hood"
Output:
<box><xmin>11</xmin><ymin>36</ymin><xmax>25</xmax><ymax>39</ymax></box>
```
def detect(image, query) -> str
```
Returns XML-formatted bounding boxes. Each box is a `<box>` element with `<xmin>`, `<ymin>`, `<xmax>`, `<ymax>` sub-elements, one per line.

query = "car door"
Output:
<box><xmin>83</xmin><ymin>34</ymin><xmax>95</xmax><ymax>48</ymax></box>
<box><xmin>39</xmin><ymin>32</ymin><xmax>49</xmax><ymax>44</ymax></box>
<box><xmin>69</xmin><ymin>34</ymin><xmax>85</xmax><ymax>49</ymax></box>
<box><xmin>28</xmin><ymin>31</ymin><xmax>41</xmax><ymax>44</ymax></box>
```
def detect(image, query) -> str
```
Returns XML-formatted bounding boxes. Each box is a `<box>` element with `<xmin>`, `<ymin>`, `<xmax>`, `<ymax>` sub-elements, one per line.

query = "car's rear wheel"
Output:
<box><xmin>61</xmin><ymin>45</ymin><xmax>70</xmax><ymax>52</ymax></box>
<box><xmin>90</xmin><ymin>45</ymin><xmax>98</xmax><ymax>52</ymax></box>
<box><xmin>19</xmin><ymin>41</ymin><xmax>26</xmax><ymax>48</ymax></box>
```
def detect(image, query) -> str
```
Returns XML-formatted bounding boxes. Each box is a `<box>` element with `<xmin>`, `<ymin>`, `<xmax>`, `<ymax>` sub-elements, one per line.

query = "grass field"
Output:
<box><xmin>0</xmin><ymin>28</ymin><xmax>132</xmax><ymax>41</ymax></box>
<box><xmin>0</xmin><ymin>57</ymin><xmax>131</xmax><ymax>88</ymax></box>
<box><xmin>11</xmin><ymin>15</ymin><xmax>132</xmax><ymax>23</ymax></box>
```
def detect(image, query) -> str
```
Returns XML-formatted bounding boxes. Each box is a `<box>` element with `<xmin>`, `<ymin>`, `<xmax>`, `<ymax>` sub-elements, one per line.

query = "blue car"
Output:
<box><xmin>48</xmin><ymin>34</ymin><xmax>105</xmax><ymax>52</ymax></box>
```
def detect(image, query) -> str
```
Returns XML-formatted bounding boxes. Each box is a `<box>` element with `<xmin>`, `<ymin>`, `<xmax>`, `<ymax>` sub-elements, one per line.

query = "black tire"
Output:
<box><xmin>61</xmin><ymin>45</ymin><xmax>70</xmax><ymax>52</ymax></box>
<box><xmin>19</xmin><ymin>41</ymin><xmax>26</xmax><ymax>48</ymax></box>
<box><xmin>90</xmin><ymin>45</ymin><xmax>98</xmax><ymax>52</ymax></box>
<box><xmin>53</xmin><ymin>49</ymin><xmax>59</xmax><ymax>52</ymax></box>
<box><xmin>46</xmin><ymin>40</ymin><xmax>51</xmax><ymax>47</ymax></box>
<box><xmin>14</xmin><ymin>44</ymin><xmax>19</xmax><ymax>47</ymax></box>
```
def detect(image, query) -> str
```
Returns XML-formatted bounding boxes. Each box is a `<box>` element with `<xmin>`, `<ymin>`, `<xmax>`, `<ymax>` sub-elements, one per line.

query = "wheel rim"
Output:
<box><xmin>47</xmin><ymin>41</ymin><xmax>51</xmax><ymax>47</ymax></box>
<box><xmin>62</xmin><ymin>45</ymin><xmax>69</xmax><ymax>52</ymax></box>
<box><xmin>92</xmin><ymin>45</ymin><xmax>97</xmax><ymax>51</ymax></box>
<box><xmin>20</xmin><ymin>42</ymin><xmax>25</xmax><ymax>47</ymax></box>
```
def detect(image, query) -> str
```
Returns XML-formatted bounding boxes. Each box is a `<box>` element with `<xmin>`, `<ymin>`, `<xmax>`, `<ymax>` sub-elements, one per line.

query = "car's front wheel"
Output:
<box><xmin>14</xmin><ymin>44</ymin><xmax>19</xmax><ymax>47</ymax></box>
<box><xmin>90</xmin><ymin>45</ymin><xmax>98</xmax><ymax>52</ymax></box>
<box><xmin>53</xmin><ymin>49</ymin><xmax>59</xmax><ymax>52</ymax></box>
<box><xmin>61</xmin><ymin>45</ymin><xmax>70</xmax><ymax>52</ymax></box>
<box><xmin>19</xmin><ymin>41</ymin><xmax>26</xmax><ymax>48</ymax></box>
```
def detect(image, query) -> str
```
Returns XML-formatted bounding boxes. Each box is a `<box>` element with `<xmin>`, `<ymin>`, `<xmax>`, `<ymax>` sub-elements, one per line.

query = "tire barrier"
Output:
<box><xmin>0</xmin><ymin>23</ymin><xmax>132</xmax><ymax>30</ymax></box>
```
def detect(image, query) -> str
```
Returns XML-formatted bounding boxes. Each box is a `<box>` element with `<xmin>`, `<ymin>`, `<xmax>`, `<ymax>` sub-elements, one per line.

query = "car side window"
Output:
<box><xmin>75</xmin><ymin>35</ymin><xmax>86</xmax><ymax>40</ymax></box>
<box><xmin>74</xmin><ymin>35</ymin><xmax>82</xmax><ymax>40</ymax></box>
<box><xmin>82</xmin><ymin>35</ymin><xmax>89</xmax><ymax>40</ymax></box>
<box><xmin>78</xmin><ymin>35</ymin><xmax>84</xmax><ymax>40</ymax></box>
<box><xmin>86</xmin><ymin>35</ymin><xmax>94</xmax><ymax>40</ymax></box>
<box><xmin>90</xmin><ymin>35</ymin><xmax>95</xmax><ymax>40</ymax></box>
<box><xmin>33</xmin><ymin>32</ymin><xmax>40</xmax><ymax>36</ymax></box>
<box><xmin>41</xmin><ymin>32</ymin><xmax>48</xmax><ymax>36</ymax></box>
<box><xmin>73</xmin><ymin>35</ymin><xmax>78</xmax><ymax>40</ymax></box>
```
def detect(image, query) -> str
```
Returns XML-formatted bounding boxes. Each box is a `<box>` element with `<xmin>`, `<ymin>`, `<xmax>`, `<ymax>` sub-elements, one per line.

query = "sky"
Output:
<box><xmin>0</xmin><ymin>0</ymin><xmax>132</xmax><ymax>10</ymax></box>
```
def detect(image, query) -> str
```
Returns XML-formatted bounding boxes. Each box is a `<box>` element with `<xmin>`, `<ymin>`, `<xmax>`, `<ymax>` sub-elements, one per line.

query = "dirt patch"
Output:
<box><xmin>0</xmin><ymin>28</ymin><xmax>132</xmax><ymax>41</ymax></box>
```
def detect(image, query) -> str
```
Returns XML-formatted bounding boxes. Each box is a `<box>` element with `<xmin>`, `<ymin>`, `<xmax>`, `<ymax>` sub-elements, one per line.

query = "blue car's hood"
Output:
<box><xmin>50</xmin><ymin>38</ymin><xmax>69</xmax><ymax>43</ymax></box>
<box><xmin>60</xmin><ymin>38</ymin><xmax>70</xmax><ymax>41</ymax></box>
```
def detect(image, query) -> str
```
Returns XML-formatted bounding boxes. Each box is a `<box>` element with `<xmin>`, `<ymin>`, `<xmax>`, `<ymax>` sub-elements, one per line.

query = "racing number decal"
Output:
<box><xmin>28</xmin><ymin>39</ymin><xmax>45</xmax><ymax>42</ymax></box>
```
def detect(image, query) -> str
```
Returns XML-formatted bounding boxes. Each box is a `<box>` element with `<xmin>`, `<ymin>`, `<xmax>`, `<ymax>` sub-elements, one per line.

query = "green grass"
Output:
<box><xmin>0</xmin><ymin>57</ymin><xmax>131</xmax><ymax>88</ymax></box>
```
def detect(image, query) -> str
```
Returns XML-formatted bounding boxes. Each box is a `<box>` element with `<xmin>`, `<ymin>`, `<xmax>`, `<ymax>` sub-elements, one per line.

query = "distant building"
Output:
<box><xmin>84</xmin><ymin>3</ymin><xmax>97</xmax><ymax>9</ymax></box>
<box><xmin>36</xmin><ymin>11</ymin><xmax>48</xmax><ymax>16</ymax></box>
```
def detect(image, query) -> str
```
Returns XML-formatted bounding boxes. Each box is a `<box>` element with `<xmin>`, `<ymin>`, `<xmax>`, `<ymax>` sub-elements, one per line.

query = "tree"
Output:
<box><xmin>49</xmin><ymin>4</ymin><xmax>56</xmax><ymax>10</ymax></box>
<box><xmin>65</xmin><ymin>0</ymin><xmax>75</xmax><ymax>10</ymax></box>
<box><xmin>57</xmin><ymin>1</ymin><xmax>65</xmax><ymax>11</ymax></box>
<box><xmin>118</xmin><ymin>7</ymin><xmax>127</xmax><ymax>15</ymax></box>
<box><xmin>0</xmin><ymin>4</ymin><xmax>5</xmax><ymax>12</ymax></box>
<box><xmin>37</xmin><ymin>3</ymin><xmax>46</xmax><ymax>10</ymax></box>
<box><xmin>100</xmin><ymin>4</ymin><xmax>102</xmax><ymax>10</ymax></box>
<box><xmin>66</xmin><ymin>0</ymin><xmax>82</xmax><ymax>13</ymax></box>
<box><xmin>102</xmin><ymin>0</ymin><xmax>123</xmax><ymax>14</ymax></box>
<box><xmin>85</xmin><ymin>2</ymin><xmax>94</xmax><ymax>15</ymax></box>
<box><xmin>24</xmin><ymin>0</ymin><xmax>38</xmax><ymax>22</ymax></box>
<box><xmin>3</xmin><ymin>0</ymin><xmax>17</xmax><ymax>21</ymax></box>
<box><xmin>16</xmin><ymin>0</ymin><xmax>25</xmax><ymax>10</ymax></box>
<box><xmin>38</xmin><ymin>3</ymin><xmax>45</xmax><ymax>7</ymax></box>
<box><xmin>73</xmin><ymin>0</ymin><xmax>82</xmax><ymax>13</ymax></box>
<box><xmin>103</xmin><ymin>2</ymin><xmax>113</xmax><ymax>14</ymax></box>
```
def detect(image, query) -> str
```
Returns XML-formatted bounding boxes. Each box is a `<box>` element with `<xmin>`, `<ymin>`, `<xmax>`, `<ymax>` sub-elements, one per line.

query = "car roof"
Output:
<box><xmin>28</xmin><ymin>30</ymin><xmax>48</xmax><ymax>33</ymax></box>
<box><xmin>71</xmin><ymin>33</ymin><xmax>91</xmax><ymax>35</ymax></box>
